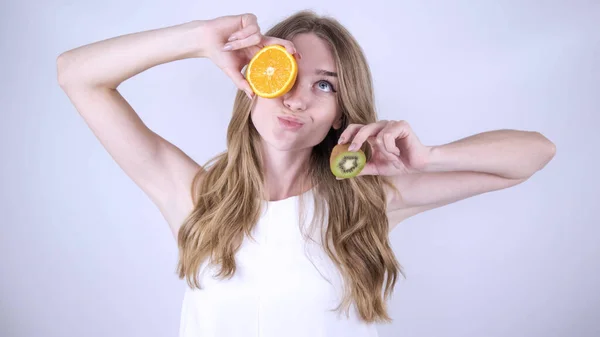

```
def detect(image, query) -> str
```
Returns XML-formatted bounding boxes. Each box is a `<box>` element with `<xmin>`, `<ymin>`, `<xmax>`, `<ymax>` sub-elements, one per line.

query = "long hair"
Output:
<box><xmin>177</xmin><ymin>10</ymin><xmax>403</xmax><ymax>323</ymax></box>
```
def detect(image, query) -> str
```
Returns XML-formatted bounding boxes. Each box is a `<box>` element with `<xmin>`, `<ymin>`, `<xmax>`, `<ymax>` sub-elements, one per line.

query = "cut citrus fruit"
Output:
<box><xmin>246</xmin><ymin>45</ymin><xmax>298</xmax><ymax>98</ymax></box>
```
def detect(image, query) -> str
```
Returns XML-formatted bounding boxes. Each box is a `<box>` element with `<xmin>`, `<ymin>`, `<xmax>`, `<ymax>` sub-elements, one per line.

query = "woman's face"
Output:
<box><xmin>250</xmin><ymin>32</ymin><xmax>343</xmax><ymax>152</ymax></box>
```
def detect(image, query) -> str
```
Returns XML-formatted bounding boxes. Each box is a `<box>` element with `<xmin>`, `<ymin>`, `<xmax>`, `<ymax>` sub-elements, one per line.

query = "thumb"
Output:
<box><xmin>222</xmin><ymin>66</ymin><xmax>254</xmax><ymax>98</ymax></box>
<box><xmin>356</xmin><ymin>162</ymin><xmax>378</xmax><ymax>177</ymax></box>
<box><xmin>336</xmin><ymin>162</ymin><xmax>378</xmax><ymax>180</ymax></box>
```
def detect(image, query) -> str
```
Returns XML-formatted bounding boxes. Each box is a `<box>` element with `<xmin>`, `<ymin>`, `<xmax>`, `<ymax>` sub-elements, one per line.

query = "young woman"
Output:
<box><xmin>57</xmin><ymin>10</ymin><xmax>556</xmax><ymax>337</ymax></box>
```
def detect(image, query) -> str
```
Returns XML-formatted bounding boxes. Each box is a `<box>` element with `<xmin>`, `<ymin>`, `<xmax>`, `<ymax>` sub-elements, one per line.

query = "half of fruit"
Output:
<box><xmin>246</xmin><ymin>45</ymin><xmax>298</xmax><ymax>98</ymax></box>
<box><xmin>330</xmin><ymin>144</ymin><xmax>367</xmax><ymax>179</ymax></box>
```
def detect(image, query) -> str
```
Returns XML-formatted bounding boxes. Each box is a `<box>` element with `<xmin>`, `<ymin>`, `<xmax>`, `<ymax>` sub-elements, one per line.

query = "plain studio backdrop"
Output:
<box><xmin>1</xmin><ymin>0</ymin><xmax>598</xmax><ymax>336</ymax></box>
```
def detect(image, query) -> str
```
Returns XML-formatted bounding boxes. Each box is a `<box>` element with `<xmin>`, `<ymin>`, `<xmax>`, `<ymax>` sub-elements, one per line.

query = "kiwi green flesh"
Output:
<box><xmin>331</xmin><ymin>151</ymin><xmax>366</xmax><ymax>178</ymax></box>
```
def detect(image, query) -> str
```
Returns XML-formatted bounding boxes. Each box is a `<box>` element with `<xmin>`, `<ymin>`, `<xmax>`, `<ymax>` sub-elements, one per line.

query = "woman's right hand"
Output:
<box><xmin>198</xmin><ymin>13</ymin><xmax>298</xmax><ymax>98</ymax></box>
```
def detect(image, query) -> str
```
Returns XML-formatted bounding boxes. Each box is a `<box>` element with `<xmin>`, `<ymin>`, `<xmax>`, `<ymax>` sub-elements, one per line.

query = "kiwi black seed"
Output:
<box><xmin>330</xmin><ymin>143</ymin><xmax>366</xmax><ymax>178</ymax></box>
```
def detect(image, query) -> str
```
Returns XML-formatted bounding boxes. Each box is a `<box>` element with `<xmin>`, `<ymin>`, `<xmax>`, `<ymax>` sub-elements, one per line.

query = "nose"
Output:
<box><xmin>282</xmin><ymin>82</ymin><xmax>307</xmax><ymax>112</ymax></box>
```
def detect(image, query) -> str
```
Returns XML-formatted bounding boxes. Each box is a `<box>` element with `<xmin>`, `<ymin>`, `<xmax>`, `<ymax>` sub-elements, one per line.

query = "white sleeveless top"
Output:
<box><xmin>178</xmin><ymin>189</ymin><xmax>379</xmax><ymax>337</ymax></box>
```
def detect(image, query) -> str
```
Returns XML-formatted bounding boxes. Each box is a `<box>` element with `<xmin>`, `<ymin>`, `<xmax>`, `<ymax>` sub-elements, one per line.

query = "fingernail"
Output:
<box><xmin>223</xmin><ymin>44</ymin><xmax>233</xmax><ymax>51</ymax></box>
<box><xmin>245</xmin><ymin>90</ymin><xmax>253</xmax><ymax>99</ymax></box>
<box><xmin>348</xmin><ymin>143</ymin><xmax>358</xmax><ymax>151</ymax></box>
<box><xmin>296</xmin><ymin>51</ymin><xmax>302</xmax><ymax>59</ymax></box>
<box><xmin>338</xmin><ymin>137</ymin><xmax>345</xmax><ymax>144</ymax></box>
<box><xmin>228</xmin><ymin>35</ymin><xmax>237</xmax><ymax>42</ymax></box>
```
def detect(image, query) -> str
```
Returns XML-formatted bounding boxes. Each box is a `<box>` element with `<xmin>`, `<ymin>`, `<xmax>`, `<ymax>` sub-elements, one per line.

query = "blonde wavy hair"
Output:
<box><xmin>177</xmin><ymin>10</ymin><xmax>403</xmax><ymax>323</ymax></box>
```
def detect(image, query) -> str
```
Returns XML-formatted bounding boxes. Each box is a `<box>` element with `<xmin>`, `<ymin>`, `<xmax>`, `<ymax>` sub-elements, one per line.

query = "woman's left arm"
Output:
<box><xmin>424</xmin><ymin>129</ymin><xmax>556</xmax><ymax>180</ymax></box>
<box><xmin>338</xmin><ymin>122</ymin><xmax>556</xmax><ymax>229</ymax></box>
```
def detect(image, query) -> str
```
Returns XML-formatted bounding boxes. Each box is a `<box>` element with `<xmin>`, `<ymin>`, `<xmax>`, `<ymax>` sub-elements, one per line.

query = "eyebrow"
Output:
<box><xmin>315</xmin><ymin>69</ymin><xmax>338</xmax><ymax>77</ymax></box>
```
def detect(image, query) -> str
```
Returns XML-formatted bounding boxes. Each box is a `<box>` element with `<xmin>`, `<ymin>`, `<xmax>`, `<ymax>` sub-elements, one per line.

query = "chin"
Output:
<box><xmin>262</xmin><ymin>137</ymin><xmax>300</xmax><ymax>151</ymax></box>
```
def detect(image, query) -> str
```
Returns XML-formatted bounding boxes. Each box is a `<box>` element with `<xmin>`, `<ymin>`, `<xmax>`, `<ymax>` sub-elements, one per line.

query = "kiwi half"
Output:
<box><xmin>330</xmin><ymin>143</ymin><xmax>366</xmax><ymax>178</ymax></box>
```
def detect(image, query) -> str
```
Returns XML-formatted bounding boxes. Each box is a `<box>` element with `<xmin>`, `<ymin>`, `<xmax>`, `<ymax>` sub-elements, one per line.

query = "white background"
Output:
<box><xmin>1</xmin><ymin>0</ymin><xmax>598</xmax><ymax>336</ymax></box>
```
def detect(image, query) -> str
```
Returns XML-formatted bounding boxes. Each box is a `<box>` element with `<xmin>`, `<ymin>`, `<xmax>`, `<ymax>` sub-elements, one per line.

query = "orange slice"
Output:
<box><xmin>246</xmin><ymin>45</ymin><xmax>298</xmax><ymax>98</ymax></box>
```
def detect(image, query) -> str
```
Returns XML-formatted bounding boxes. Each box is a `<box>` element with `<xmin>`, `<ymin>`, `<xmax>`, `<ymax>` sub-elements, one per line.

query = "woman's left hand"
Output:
<box><xmin>337</xmin><ymin>120</ymin><xmax>432</xmax><ymax>177</ymax></box>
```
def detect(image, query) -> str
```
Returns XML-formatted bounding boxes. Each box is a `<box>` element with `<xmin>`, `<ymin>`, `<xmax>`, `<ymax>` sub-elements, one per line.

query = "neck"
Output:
<box><xmin>259</xmin><ymin>141</ymin><xmax>312</xmax><ymax>201</ymax></box>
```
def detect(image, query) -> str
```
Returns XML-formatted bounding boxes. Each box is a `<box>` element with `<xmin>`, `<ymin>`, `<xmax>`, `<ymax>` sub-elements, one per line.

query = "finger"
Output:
<box><xmin>355</xmin><ymin>162</ymin><xmax>379</xmax><ymax>177</ymax></box>
<box><xmin>338</xmin><ymin>124</ymin><xmax>364</xmax><ymax>145</ymax></box>
<box><xmin>222</xmin><ymin>66</ymin><xmax>254</xmax><ymax>98</ymax></box>
<box><xmin>367</xmin><ymin>136</ymin><xmax>398</xmax><ymax>162</ymax></box>
<box><xmin>377</xmin><ymin>125</ymin><xmax>401</xmax><ymax>156</ymax></box>
<box><xmin>382</xmin><ymin>131</ymin><xmax>400</xmax><ymax>156</ymax></box>
<box><xmin>224</xmin><ymin>32</ymin><xmax>263</xmax><ymax>51</ymax></box>
<box><xmin>239</xmin><ymin>13</ymin><xmax>258</xmax><ymax>28</ymax></box>
<box><xmin>336</xmin><ymin>160</ymin><xmax>378</xmax><ymax>179</ymax></box>
<box><xmin>262</xmin><ymin>36</ymin><xmax>297</xmax><ymax>55</ymax></box>
<box><xmin>227</xmin><ymin>23</ymin><xmax>260</xmax><ymax>42</ymax></box>
<box><xmin>348</xmin><ymin>122</ymin><xmax>387</xmax><ymax>152</ymax></box>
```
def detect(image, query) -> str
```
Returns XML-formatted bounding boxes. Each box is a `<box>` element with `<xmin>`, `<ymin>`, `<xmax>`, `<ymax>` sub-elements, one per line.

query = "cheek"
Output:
<box><xmin>250</xmin><ymin>99</ymin><xmax>274</xmax><ymax>125</ymax></box>
<box><xmin>250</xmin><ymin>100</ymin><xmax>286</xmax><ymax>144</ymax></box>
<box><xmin>250</xmin><ymin>109</ymin><xmax>270</xmax><ymax>135</ymax></box>
<box><xmin>315</xmin><ymin>103</ymin><xmax>340</xmax><ymax>127</ymax></box>
<box><xmin>310</xmin><ymin>108</ymin><xmax>340</xmax><ymax>136</ymax></box>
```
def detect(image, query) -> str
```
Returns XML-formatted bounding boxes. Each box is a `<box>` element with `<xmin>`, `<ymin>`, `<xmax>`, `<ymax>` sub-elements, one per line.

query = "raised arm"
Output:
<box><xmin>57</xmin><ymin>14</ymin><xmax>299</xmax><ymax>238</ymax></box>
<box><xmin>57</xmin><ymin>20</ymin><xmax>207</xmax><ymax>238</ymax></box>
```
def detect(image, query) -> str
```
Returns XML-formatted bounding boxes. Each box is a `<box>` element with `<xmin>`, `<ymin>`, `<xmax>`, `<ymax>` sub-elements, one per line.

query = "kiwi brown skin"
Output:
<box><xmin>330</xmin><ymin>143</ymin><xmax>367</xmax><ymax>178</ymax></box>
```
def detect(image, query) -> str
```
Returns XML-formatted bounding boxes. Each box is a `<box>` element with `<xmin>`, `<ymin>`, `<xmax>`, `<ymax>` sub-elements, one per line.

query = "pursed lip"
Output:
<box><xmin>277</xmin><ymin>116</ymin><xmax>305</xmax><ymax>125</ymax></box>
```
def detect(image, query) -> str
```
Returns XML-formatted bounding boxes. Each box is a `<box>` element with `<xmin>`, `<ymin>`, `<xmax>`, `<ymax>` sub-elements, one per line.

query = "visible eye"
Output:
<box><xmin>316</xmin><ymin>80</ymin><xmax>336</xmax><ymax>93</ymax></box>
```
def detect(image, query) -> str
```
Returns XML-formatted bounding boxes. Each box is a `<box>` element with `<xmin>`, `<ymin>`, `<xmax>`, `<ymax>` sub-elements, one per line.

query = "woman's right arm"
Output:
<box><xmin>57</xmin><ymin>20</ymin><xmax>208</xmax><ymax>238</ymax></box>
